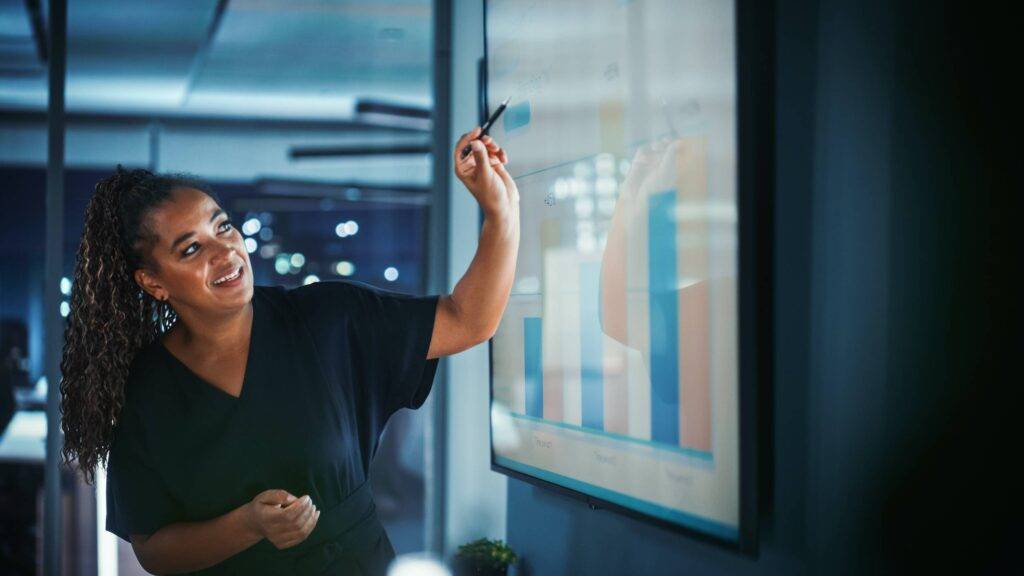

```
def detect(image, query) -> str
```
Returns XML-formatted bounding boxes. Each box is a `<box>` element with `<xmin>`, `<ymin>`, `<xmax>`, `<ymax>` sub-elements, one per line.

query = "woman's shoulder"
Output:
<box><xmin>275</xmin><ymin>278</ymin><xmax>372</xmax><ymax>298</ymax></box>
<box><xmin>262</xmin><ymin>280</ymin><xmax>376</xmax><ymax>318</ymax></box>
<box><xmin>119</xmin><ymin>340</ymin><xmax>175</xmax><ymax>413</ymax></box>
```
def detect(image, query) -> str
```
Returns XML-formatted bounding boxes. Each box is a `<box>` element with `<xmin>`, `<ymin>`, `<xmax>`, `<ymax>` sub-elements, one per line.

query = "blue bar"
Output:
<box><xmin>503</xmin><ymin>100</ymin><xmax>532</xmax><ymax>132</ymax></box>
<box><xmin>580</xmin><ymin>261</ymin><xmax>604</xmax><ymax>430</ymax></box>
<box><xmin>523</xmin><ymin>317</ymin><xmax>543</xmax><ymax>418</ymax></box>
<box><xmin>649</xmin><ymin>189</ymin><xmax>679</xmax><ymax>445</ymax></box>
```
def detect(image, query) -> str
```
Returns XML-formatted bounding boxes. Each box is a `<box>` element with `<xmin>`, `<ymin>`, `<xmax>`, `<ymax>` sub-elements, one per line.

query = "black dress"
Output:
<box><xmin>104</xmin><ymin>281</ymin><xmax>440</xmax><ymax>575</ymax></box>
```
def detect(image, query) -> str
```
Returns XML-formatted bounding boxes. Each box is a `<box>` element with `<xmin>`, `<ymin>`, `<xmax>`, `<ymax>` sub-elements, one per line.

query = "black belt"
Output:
<box><xmin>235</xmin><ymin>480</ymin><xmax>390</xmax><ymax>575</ymax></box>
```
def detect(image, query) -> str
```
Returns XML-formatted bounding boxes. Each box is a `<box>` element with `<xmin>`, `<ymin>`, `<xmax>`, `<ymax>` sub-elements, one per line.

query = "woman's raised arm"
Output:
<box><xmin>427</xmin><ymin>127</ymin><xmax>520</xmax><ymax>359</ymax></box>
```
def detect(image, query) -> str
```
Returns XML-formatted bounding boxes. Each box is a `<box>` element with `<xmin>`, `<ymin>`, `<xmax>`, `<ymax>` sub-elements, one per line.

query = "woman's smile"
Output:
<box><xmin>212</xmin><ymin>264</ymin><xmax>245</xmax><ymax>288</ymax></box>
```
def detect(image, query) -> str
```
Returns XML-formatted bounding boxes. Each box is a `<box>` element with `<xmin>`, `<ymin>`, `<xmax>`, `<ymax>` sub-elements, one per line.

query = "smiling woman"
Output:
<box><xmin>60</xmin><ymin>166</ymin><xmax>235</xmax><ymax>487</ymax></box>
<box><xmin>57</xmin><ymin>122</ymin><xmax>519</xmax><ymax>575</ymax></box>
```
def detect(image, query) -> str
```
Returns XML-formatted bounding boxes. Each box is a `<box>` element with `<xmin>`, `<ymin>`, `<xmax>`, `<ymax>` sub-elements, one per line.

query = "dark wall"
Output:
<box><xmin>504</xmin><ymin>1</ymin><xmax>1016</xmax><ymax>574</ymax></box>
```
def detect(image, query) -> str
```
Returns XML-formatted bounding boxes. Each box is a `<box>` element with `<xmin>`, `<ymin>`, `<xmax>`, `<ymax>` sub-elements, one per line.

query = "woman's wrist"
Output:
<box><xmin>482</xmin><ymin>207</ymin><xmax>507</xmax><ymax>226</ymax></box>
<box><xmin>482</xmin><ymin>206</ymin><xmax>518</xmax><ymax>238</ymax></box>
<box><xmin>484</xmin><ymin>193</ymin><xmax>519</xmax><ymax>223</ymax></box>
<box><xmin>238</xmin><ymin>501</ymin><xmax>264</xmax><ymax>543</ymax></box>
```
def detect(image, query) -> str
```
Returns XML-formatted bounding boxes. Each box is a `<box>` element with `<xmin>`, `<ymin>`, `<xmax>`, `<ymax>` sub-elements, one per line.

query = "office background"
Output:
<box><xmin>0</xmin><ymin>1</ymin><xmax>1015</xmax><ymax>575</ymax></box>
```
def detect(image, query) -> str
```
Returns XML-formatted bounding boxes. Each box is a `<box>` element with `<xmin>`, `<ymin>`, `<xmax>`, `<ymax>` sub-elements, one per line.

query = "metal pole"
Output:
<box><xmin>426</xmin><ymin>0</ymin><xmax>452</xmax><ymax>556</ymax></box>
<box><xmin>44</xmin><ymin>0</ymin><xmax>67</xmax><ymax>574</ymax></box>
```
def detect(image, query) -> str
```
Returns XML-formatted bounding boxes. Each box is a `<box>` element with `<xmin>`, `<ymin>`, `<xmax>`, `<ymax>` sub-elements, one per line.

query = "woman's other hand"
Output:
<box><xmin>245</xmin><ymin>489</ymin><xmax>320</xmax><ymax>549</ymax></box>
<box><xmin>454</xmin><ymin>127</ymin><xmax>519</xmax><ymax>220</ymax></box>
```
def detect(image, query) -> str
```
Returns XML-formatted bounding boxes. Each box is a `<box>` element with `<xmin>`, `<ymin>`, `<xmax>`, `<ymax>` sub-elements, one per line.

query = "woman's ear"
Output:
<box><xmin>134</xmin><ymin>268</ymin><xmax>167</xmax><ymax>302</ymax></box>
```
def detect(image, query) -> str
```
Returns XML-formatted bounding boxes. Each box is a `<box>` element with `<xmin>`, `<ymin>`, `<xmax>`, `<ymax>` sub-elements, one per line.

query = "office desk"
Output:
<box><xmin>0</xmin><ymin>410</ymin><xmax>96</xmax><ymax>575</ymax></box>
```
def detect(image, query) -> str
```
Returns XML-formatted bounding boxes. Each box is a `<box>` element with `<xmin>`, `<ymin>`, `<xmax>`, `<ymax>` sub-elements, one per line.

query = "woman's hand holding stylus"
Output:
<box><xmin>245</xmin><ymin>489</ymin><xmax>320</xmax><ymax>549</ymax></box>
<box><xmin>455</xmin><ymin>126</ymin><xmax>518</xmax><ymax>220</ymax></box>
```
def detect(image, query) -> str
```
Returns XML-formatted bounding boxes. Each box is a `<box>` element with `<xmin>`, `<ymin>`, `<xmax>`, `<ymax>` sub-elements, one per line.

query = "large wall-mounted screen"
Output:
<box><xmin>487</xmin><ymin>0</ymin><xmax>751</xmax><ymax>546</ymax></box>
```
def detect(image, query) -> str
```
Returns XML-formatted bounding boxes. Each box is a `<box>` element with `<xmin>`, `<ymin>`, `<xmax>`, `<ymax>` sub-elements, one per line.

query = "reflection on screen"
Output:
<box><xmin>488</xmin><ymin>0</ymin><xmax>739</xmax><ymax>540</ymax></box>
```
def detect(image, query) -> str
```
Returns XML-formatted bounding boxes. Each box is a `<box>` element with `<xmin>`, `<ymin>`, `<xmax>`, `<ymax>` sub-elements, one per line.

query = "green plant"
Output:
<box><xmin>455</xmin><ymin>538</ymin><xmax>518</xmax><ymax>572</ymax></box>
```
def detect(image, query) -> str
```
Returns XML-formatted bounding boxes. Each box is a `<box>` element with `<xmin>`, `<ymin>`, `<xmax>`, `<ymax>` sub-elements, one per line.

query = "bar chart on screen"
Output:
<box><xmin>488</xmin><ymin>0</ymin><xmax>741</xmax><ymax>541</ymax></box>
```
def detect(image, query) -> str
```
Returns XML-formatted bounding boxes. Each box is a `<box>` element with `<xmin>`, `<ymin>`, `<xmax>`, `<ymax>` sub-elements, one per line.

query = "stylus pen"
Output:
<box><xmin>460</xmin><ymin>96</ymin><xmax>511</xmax><ymax>160</ymax></box>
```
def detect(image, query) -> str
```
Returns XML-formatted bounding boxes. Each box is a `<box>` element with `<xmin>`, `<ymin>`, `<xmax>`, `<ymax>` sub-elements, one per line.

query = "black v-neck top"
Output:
<box><xmin>104</xmin><ymin>280</ymin><xmax>439</xmax><ymax>573</ymax></box>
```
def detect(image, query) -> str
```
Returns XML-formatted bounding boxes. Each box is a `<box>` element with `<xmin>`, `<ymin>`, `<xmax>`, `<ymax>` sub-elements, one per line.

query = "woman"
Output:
<box><xmin>59</xmin><ymin>128</ymin><xmax>518</xmax><ymax>575</ymax></box>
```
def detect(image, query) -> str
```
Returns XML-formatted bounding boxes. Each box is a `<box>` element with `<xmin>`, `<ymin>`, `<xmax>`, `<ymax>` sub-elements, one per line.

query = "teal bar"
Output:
<box><xmin>580</xmin><ymin>261</ymin><xmax>604</xmax><ymax>430</ymax></box>
<box><xmin>524</xmin><ymin>317</ymin><xmax>543</xmax><ymax>418</ymax></box>
<box><xmin>649</xmin><ymin>189</ymin><xmax>679</xmax><ymax>446</ymax></box>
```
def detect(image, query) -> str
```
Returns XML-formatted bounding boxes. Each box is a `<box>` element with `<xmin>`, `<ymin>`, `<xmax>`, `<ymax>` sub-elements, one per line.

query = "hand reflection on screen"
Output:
<box><xmin>599</xmin><ymin>136</ymin><xmax>707</xmax><ymax>351</ymax></box>
<box><xmin>597</xmin><ymin>135</ymin><xmax>713</xmax><ymax>451</ymax></box>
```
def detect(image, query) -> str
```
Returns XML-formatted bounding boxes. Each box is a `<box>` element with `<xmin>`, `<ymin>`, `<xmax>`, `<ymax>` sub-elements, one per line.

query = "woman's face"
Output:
<box><xmin>134</xmin><ymin>187</ymin><xmax>253</xmax><ymax>314</ymax></box>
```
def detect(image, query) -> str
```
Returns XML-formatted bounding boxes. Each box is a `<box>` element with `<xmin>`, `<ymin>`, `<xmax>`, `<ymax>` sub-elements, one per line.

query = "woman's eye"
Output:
<box><xmin>181</xmin><ymin>221</ymin><xmax>232</xmax><ymax>257</ymax></box>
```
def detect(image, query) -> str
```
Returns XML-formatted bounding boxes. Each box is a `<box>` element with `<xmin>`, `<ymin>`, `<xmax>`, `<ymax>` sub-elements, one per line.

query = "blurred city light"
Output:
<box><xmin>335</xmin><ymin>261</ymin><xmax>355</xmax><ymax>276</ymax></box>
<box><xmin>242</xmin><ymin>218</ymin><xmax>262</xmax><ymax>236</ymax></box>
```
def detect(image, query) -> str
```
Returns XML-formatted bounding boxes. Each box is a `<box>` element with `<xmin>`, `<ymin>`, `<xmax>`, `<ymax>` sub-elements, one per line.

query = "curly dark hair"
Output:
<box><xmin>59</xmin><ymin>165</ymin><xmax>221</xmax><ymax>485</ymax></box>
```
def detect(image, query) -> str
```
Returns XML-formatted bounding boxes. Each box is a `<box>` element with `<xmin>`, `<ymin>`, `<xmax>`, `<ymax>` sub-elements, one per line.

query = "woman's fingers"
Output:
<box><xmin>280</xmin><ymin>495</ymin><xmax>312</xmax><ymax>527</ymax></box>
<box><xmin>475</xmin><ymin>147</ymin><xmax>508</xmax><ymax>169</ymax></box>
<box><xmin>468</xmin><ymin>140</ymin><xmax>491</xmax><ymax>176</ymax></box>
<box><xmin>301</xmin><ymin>507</ymin><xmax>320</xmax><ymax>536</ymax></box>
<box><xmin>493</xmin><ymin>161</ymin><xmax>517</xmax><ymax>198</ymax></box>
<box><xmin>458</xmin><ymin>152</ymin><xmax>481</xmax><ymax>176</ymax></box>
<box><xmin>481</xmin><ymin>135</ymin><xmax>501</xmax><ymax>152</ymax></box>
<box><xmin>454</xmin><ymin>127</ymin><xmax>483</xmax><ymax>163</ymax></box>
<box><xmin>454</xmin><ymin>130</ymin><xmax>510</xmax><ymax>189</ymax></box>
<box><xmin>284</xmin><ymin>503</ymin><xmax>315</xmax><ymax>541</ymax></box>
<box><xmin>259</xmin><ymin>489</ymin><xmax>295</xmax><ymax>507</ymax></box>
<box><xmin>455</xmin><ymin>129</ymin><xmax>504</xmax><ymax>161</ymax></box>
<box><xmin>295</xmin><ymin>498</ymin><xmax>316</xmax><ymax>527</ymax></box>
<box><xmin>283</xmin><ymin>500</ymin><xmax>317</xmax><ymax>545</ymax></box>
